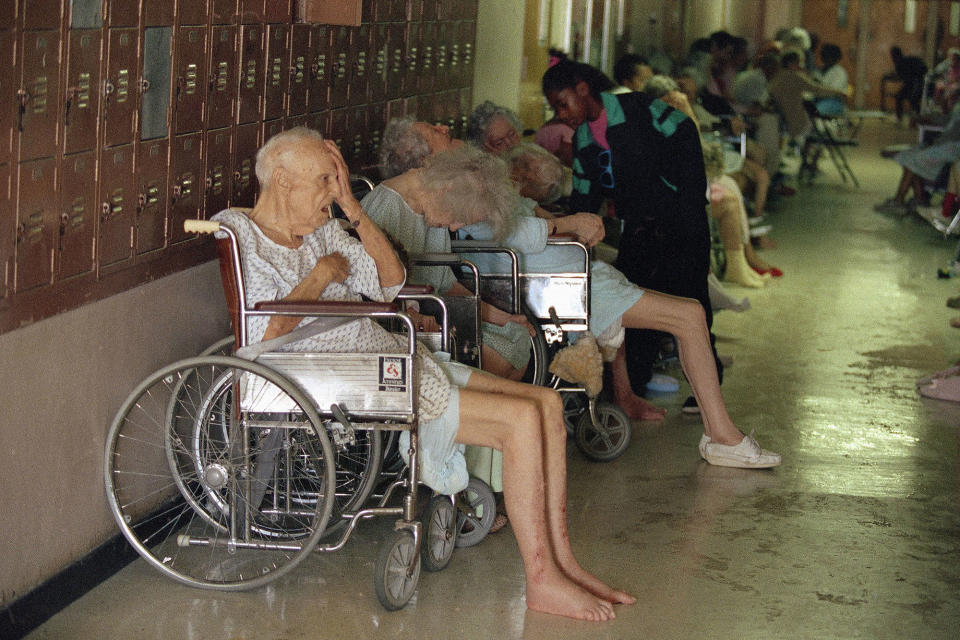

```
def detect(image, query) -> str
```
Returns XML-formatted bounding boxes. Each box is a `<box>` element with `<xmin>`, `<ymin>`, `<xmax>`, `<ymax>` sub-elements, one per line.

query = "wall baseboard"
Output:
<box><xmin>0</xmin><ymin>533</ymin><xmax>138</xmax><ymax>640</ymax></box>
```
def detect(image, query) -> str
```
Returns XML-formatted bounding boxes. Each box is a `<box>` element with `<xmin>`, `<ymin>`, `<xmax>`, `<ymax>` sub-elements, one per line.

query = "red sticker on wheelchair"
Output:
<box><xmin>379</xmin><ymin>356</ymin><xmax>407</xmax><ymax>391</ymax></box>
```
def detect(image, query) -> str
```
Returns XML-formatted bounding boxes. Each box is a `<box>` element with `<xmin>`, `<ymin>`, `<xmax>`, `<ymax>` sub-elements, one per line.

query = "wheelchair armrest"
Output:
<box><xmin>253</xmin><ymin>300</ymin><xmax>398</xmax><ymax>315</ymax></box>
<box><xmin>547</xmin><ymin>233</ymin><xmax>578</xmax><ymax>240</ymax></box>
<box><xmin>397</xmin><ymin>284</ymin><xmax>434</xmax><ymax>295</ymax></box>
<box><xmin>450</xmin><ymin>239</ymin><xmax>501</xmax><ymax>250</ymax></box>
<box><xmin>410</xmin><ymin>252</ymin><xmax>466</xmax><ymax>266</ymax></box>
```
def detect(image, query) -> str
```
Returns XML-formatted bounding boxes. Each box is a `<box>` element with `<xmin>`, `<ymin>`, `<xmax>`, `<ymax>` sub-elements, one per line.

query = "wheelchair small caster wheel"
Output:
<box><xmin>421</xmin><ymin>495</ymin><xmax>457</xmax><ymax>571</ymax></box>
<box><xmin>375</xmin><ymin>529</ymin><xmax>421</xmax><ymax>610</ymax></box>
<box><xmin>455</xmin><ymin>477</ymin><xmax>496</xmax><ymax>548</ymax></box>
<box><xmin>575</xmin><ymin>400</ymin><xmax>632</xmax><ymax>462</ymax></box>
<box><xmin>562</xmin><ymin>392</ymin><xmax>588</xmax><ymax>436</ymax></box>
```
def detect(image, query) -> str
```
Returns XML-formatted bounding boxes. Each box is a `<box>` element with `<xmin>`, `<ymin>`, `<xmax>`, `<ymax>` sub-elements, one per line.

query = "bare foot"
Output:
<box><xmin>560</xmin><ymin>561</ymin><xmax>637</xmax><ymax>605</ymax></box>
<box><xmin>526</xmin><ymin>573</ymin><xmax>616</xmax><ymax>621</ymax></box>
<box><xmin>615</xmin><ymin>393</ymin><xmax>667</xmax><ymax>421</ymax></box>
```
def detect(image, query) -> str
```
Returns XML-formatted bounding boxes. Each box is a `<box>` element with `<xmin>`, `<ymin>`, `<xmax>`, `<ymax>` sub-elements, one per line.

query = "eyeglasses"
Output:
<box><xmin>597</xmin><ymin>149</ymin><xmax>614</xmax><ymax>188</ymax></box>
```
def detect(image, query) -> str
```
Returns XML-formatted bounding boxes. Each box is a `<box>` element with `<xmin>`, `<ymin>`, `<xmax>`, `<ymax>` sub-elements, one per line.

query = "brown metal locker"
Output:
<box><xmin>435</xmin><ymin>23</ymin><xmax>448</xmax><ymax>92</ymax></box>
<box><xmin>63</xmin><ymin>29</ymin><xmax>101</xmax><ymax>156</ymax></box>
<box><xmin>140</xmin><ymin>26</ymin><xmax>173</xmax><ymax>141</ymax></box>
<box><xmin>172</xmin><ymin>26</ymin><xmax>208</xmax><ymax>135</ymax></box>
<box><xmin>421</xmin><ymin>0</ymin><xmax>438</xmax><ymax>23</ymax></box>
<box><xmin>106</xmin><ymin>0</ymin><xmax>139</xmax><ymax>27</ymax></box>
<box><xmin>459</xmin><ymin>20</ymin><xmax>475</xmax><ymax>88</ymax></box>
<box><xmin>328</xmin><ymin>26</ymin><xmax>349</xmax><ymax>108</ymax></box>
<box><xmin>22</xmin><ymin>0</ymin><xmax>62</xmax><ymax>30</ymax></box>
<box><xmin>97</xmin><ymin>144</ymin><xmax>135</xmax><ymax>269</ymax></box>
<box><xmin>385</xmin><ymin>23</ymin><xmax>404</xmax><ymax>99</ymax></box>
<box><xmin>263</xmin><ymin>23</ymin><xmax>290</xmax><ymax>121</ymax></box>
<box><xmin>102</xmin><ymin>27</ymin><xmax>138</xmax><ymax>148</ymax></box>
<box><xmin>378</xmin><ymin>0</ymin><xmax>406</xmax><ymax>23</ymax></box>
<box><xmin>436</xmin><ymin>0</ymin><xmax>456</xmax><ymax>21</ymax></box>
<box><xmin>366</xmin><ymin>102</ymin><xmax>385</xmax><ymax>171</ymax></box>
<box><xmin>232</xmin><ymin>121</ymin><xmax>258</xmax><ymax>207</ymax></box>
<box><xmin>18</xmin><ymin>30</ymin><xmax>61</xmax><ymax>162</ymax></box>
<box><xmin>345</xmin><ymin>106</ymin><xmax>365</xmax><ymax>168</ymax></box>
<box><xmin>287</xmin><ymin>24</ymin><xmax>310</xmax><ymax>117</ymax></box>
<box><xmin>306</xmin><ymin>110</ymin><xmax>327</xmax><ymax>136</ymax></box>
<box><xmin>458</xmin><ymin>85</ymin><xmax>471</xmax><ymax>137</ymax></box>
<box><xmin>446</xmin><ymin>23</ymin><xmax>460</xmax><ymax>91</ymax></box>
<box><xmin>203</xmin><ymin>127</ymin><xmax>231</xmax><ymax>218</ymax></box>
<box><xmin>307</xmin><ymin>25</ymin><xmax>330</xmax><ymax>112</ymax></box>
<box><xmin>176</xmin><ymin>0</ymin><xmax>208</xmax><ymax>25</ymax></box>
<box><xmin>168</xmin><ymin>132</ymin><xmax>202</xmax><ymax>244</ymax></box>
<box><xmin>143</xmin><ymin>0</ymin><xmax>174</xmax><ymax>27</ymax></box>
<box><xmin>211</xmin><ymin>0</ymin><xmax>239</xmax><ymax>25</ymax></box>
<box><xmin>327</xmin><ymin>108</ymin><xmax>347</xmax><ymax>156</ymax></box>
<box><xmin>237</xmin><ymin>24</ymin><xmax>264</xmax><ymax>124</ymax></box>
<box><xmin>14</xmin><ymin>157</ymin><xmax>57</xmax><ymax>291</ymax></box>
<box><xmin>385</xmin><ymin>97</ymin><xmax>406</xmax><ymax>123</ymax></box>
<box><xmin>207</xmin><ymin>25</ymin><xmax>237</xmax><ymax>130</ymax></box>
<box><xmin>239</xmin><ymin>0</ymin><xmax>264</xmax><ymax>24</ymax></box>
<box><xmin>0</xmin><ymin>163</ymin><xmax>11</xmax><ymax>301</ymax></box>
<box><xmin>57</xmin><ymin>150</ymin><xmax>96</xmax><ymax>279</ymax></box>
<box><xmin>369</xmin><ymin>23</ymin><xmax>387</xmax><ymax>104</ymax></box>
<box><xmin>346</xmin><ymin>25</ymin><xmax>369</xmax><ymax>107</ymax></box>
<box><xmin>284</xmin><ymin>113</ymin><xmax>307</xmax><ymax>129</ymax></box>
<box><xmin>0</xmin><ymin>31</ymin><xmax>14</xmax><ymax>165</ymax></box>
<box><xmin>135</xmin><ymin>138</ymin><xmax>169</xmax><ymax>254</ymax></box>
<box><xmin>264</xmin><ymin>0</ymin><xmax>291</xmax><ymax>23</ymax></box>
<box><xmin>419</xmin><ymin>21</ymin><xmax>436</xmax><ymax>95</ymax></box>
<box><xmin>261</xmin><ymin>117</ymin><xmax>283</xmax><ymax>146</ymax></box>
<box><xmin>402</xmin><ymin>21</ymin><xmax>420</xmax><ymax>97</ymax></box>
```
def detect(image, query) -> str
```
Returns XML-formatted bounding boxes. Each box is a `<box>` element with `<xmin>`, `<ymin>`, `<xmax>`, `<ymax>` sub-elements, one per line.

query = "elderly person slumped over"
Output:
<box><xmin>212</xmin><ymin>128</ymin><xmax>632</xmax><ymax>621</ymax></box>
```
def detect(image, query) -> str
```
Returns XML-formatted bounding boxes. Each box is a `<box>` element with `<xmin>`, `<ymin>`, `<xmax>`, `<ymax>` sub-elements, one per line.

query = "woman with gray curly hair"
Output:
<box><xmin>466</xmin><ymin>100</ymin><xmax>524</xmax><ymax>154</ymax></box>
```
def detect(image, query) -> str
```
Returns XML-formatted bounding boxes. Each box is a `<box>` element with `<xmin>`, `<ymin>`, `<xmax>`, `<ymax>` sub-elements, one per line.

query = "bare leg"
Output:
<box><xmin>622</xmin><ymin>291</ymin><xmax>745</xmax><ymax>446</ymax></box>
<box><xmin>894</xmin><ymin>168</ymin><xmax>913</xmax><ymax>203</ymax></box>
<box><xmin>462</xmin><ymin>372</ymin><xmax>635</xmax><ymax>606</ymax></box>
<box><xmin>737</xmin><ymin>158</ymin><xmax>770</xmax><ymax>219</ymax></box>
<box><xmin>481</xmin><ymin>344</ymin><xmax>526</xmax><ymax>381</ymax></box>
<box><xmin>611</xmin><ymin>344</ymin><xmax>666</xmax><ymax>420</ymax></box>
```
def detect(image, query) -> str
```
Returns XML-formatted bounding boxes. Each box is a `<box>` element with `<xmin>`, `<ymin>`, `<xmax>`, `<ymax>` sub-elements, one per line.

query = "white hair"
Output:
<box><xmin>505</xmin><ymin>142</ymin><xmax>568</xmax><ymax>204</ymax></box>
<box><xmin>255</xmin><ymin>126</ymin><xmax>325</xmax><ymax>189</ymax></box>
<box><xmin>379</xmin><ymin>117</ymin><xmax>431</xmax><ymax>178</ymax></box>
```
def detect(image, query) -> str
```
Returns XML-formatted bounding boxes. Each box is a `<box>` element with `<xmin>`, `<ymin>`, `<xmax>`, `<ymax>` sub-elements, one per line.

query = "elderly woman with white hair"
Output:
<box><xmin>212</xmin><ymin>127</ymin><xmax>632</xmax><ymax>621</ymax></box>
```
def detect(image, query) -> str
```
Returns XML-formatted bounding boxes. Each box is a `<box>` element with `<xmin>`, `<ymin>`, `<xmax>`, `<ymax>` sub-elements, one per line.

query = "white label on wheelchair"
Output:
<box><xmin>379</xmin><ymin>356</ymin><xmax>407</xmax><ymax>392</ymax></box>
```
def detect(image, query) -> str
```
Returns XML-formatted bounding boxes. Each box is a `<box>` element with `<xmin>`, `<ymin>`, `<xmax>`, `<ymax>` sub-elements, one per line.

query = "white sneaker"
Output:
<box><xmin>916</xmin><ymin>205</ymin><xmax>941</xmax><ymax>224</ymax></box>
<box><xmin>703</xmin><ymin>432</ymin><xmax>781</xmax><ymax>469</ymax></box>
<box><xmin>698</xmin><ymin>434</ymin><xmax>710</xmax><ymax>460</ymax></box>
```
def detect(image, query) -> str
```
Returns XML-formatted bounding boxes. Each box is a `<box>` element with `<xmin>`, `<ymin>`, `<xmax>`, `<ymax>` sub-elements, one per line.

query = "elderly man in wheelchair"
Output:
<box><xmin>211</xmin><ymin>127</ymin><xmax>632</xmax><ymax>620</ymax></box>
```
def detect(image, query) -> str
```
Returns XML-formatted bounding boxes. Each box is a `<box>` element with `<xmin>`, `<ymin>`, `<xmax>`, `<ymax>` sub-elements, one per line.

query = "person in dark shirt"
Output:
<box><xmin>891</xmin><ymin>46</ymin><xmax>928</xmax><ymax>122</ymax></box>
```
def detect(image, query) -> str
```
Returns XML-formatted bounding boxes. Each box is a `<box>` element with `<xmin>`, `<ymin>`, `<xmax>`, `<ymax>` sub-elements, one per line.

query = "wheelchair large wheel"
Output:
<box><xmin>421</xmin><ymin>495</ymin><xmax>457</xmax><ymax>572</ymax></box>
<box><xmin>105</xmin><ymin>356</ymin><xmax>336</xmax><ymax>590</ymax></box>
<box><xmin>320</xmin><ymin>428</ymin><xmax>383</xmax><ymax>539</ymax></box>
<box><xmin>455</xmin><ymin>476</ymin><xmax>496</xmax><ymax>548</ymax></box>
<box><xmin>374</xmin><ymin>529</ymin><xmax>421</xmax><ymax>610</ymax></box>
<box><xmin>574</xmin><ymin>400</ymin><xmax>632</xmax><ymax>462</ymax></box>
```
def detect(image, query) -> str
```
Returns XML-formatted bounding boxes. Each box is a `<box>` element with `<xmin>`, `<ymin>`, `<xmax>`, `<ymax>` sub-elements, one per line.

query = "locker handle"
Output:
<box><xmin>104</xmin><ymin>81</ymin><xmax>115</xmax><ymax>96</ymax></box>
<box><xmin>16</xmin><ymin>89</ymin><xmax>29</xmax><ymax>131</ymax></box>
<box><xmin>140</xmin><ymin>78</ymin><xmax>151</xmax><ymax>93</ymax></box>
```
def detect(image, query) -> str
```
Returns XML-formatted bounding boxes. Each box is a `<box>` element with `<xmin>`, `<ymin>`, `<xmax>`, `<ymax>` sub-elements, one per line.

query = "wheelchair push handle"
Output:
<box><xmin>184</xmin><ymin>219</ymin><xmax>222</xmax><ymax>234</ymax></box>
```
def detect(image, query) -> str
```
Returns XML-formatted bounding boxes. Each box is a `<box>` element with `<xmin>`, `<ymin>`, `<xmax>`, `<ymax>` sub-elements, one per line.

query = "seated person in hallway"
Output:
<box><xmin>874</xmin><ymin>102</ymin><xmax>960</xmax><ymax>215</ymax></box>
<box><xmin>767</xmin><ymin>50</ymin><xmax>847</xmax><ymax>147</ymax></box>
<box><xmin>815</xmin><ymin>43</ymin><xmax>848</xmax><ymax>117</ymax></box>
<box><xmin>466</xmin><ymin>100</ymin><xmax>523</xmax><ymax>154</ymax></box>
<box><xmin>612</xmin><ymin>53</ymin><xmax>654</xmax><ymax>94</ymax></box>
<box><xmin>212</xmin><ymin>127</ymin><xmax>632</xmax><ymax>621</ymax></box>
<box><xmin>890</xmin><ymin>45</ymin><xmax>927</xmax><ymax>124</ymax></box>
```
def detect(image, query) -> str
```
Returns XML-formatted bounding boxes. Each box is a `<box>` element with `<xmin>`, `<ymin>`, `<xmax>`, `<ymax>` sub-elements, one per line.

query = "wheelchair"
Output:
<box><xmin>450</xmin><ymin>236</ymin><xmax>632</xmax><ymax>463</ymax></box>
<box><xmin>103</xmin><ymin>217</ymin><xmax>459</xmax><ymax>610</ymax></box>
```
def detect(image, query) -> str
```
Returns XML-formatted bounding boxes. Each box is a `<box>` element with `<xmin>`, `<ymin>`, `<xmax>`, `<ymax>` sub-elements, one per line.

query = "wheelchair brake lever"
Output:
<box><xmin>329</xmin><ymin>403</ymin><xmax>357</xmax><ymax>450</ymax></box>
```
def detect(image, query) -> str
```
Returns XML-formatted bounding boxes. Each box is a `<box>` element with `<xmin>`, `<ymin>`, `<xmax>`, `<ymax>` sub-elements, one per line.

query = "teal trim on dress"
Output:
<box><xmin>659</xmin><ymin>175</ymin><xmax>677</xmax><ymax>192</ymax></box>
